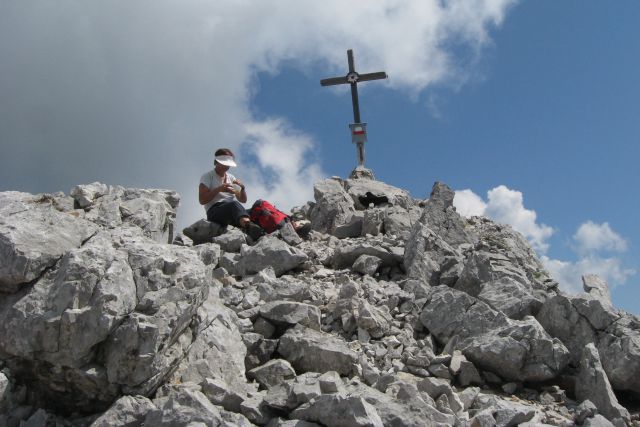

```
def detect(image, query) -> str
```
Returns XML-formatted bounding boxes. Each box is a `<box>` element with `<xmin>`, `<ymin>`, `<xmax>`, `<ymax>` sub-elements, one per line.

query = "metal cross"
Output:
<box><xmin>321</xmin><ymin>49</ymin><xmax>387</xmax><ymax>167</ymax></box>
<box><xmin>321</xmin><ymin>49</ymin><xmax>387</xmax><ymax>123</ymax></box>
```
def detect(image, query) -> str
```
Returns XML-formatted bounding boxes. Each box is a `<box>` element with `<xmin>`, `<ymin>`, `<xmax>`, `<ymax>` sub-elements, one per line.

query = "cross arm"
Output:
<box><xmin>320</xmin><ymin>76</ymin><xmax>349</xmax><ymax>86</ymax></box>
<box><xmin>358</xmin><ymin>71</ymin><xmax>388</xmax><ymax>82</ymax></box>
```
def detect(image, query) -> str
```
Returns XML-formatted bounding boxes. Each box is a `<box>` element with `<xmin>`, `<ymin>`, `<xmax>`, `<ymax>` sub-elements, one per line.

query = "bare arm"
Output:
<box><xmin>233</xmin><ymin>179</ymin><xmax>247</xmax><ymax>203</ymax></box>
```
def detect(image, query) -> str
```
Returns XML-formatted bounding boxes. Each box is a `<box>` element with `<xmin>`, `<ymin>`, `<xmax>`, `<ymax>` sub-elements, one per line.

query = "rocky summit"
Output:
<box><xmin>0</xmin><ymin>178</ymin><xmax>639</xmax><ymax>427</ymax></box>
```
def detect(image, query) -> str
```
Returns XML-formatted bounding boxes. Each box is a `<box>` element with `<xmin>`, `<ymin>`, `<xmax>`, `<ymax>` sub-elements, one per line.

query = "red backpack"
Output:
<box><xmin>249</xmin><ymin>199</ymin><xmax>289</xmax><ymax>233</ymax></box>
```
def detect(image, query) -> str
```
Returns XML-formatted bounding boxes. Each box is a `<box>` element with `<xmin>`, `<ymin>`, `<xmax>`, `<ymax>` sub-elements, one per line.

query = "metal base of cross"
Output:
<box><xmin>349</xmin><ymin>166</ymin><xmax>375</xmax><ymax>180</ymax></box>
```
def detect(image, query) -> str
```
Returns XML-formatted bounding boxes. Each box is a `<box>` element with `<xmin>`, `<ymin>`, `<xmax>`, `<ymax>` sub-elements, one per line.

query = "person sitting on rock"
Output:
<box><xmin>199</xmin><ymin>148</ymin><xmax>263</xmax><ymax>240</ymax></box>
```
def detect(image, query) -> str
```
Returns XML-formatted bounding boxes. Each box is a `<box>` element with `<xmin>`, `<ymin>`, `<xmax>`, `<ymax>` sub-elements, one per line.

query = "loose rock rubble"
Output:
<box><xmin>0</xmin><ymin>178</ymin><xmax>638</xmax><ymax>426</ymax></box>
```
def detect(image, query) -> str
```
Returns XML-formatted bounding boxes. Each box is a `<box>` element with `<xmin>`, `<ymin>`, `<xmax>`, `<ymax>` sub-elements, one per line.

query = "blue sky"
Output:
<box><xmin>1</xmin><ymin>1</ymin><xmax>638</xmax><ymax>312</ymax></box>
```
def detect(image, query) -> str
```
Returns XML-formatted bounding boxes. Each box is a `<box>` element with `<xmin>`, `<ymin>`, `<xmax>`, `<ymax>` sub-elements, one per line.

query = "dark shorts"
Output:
<box><xmin>206</xmin><ymin>200</ymin><xmax>249</xmax><ymax>228</ymax></box>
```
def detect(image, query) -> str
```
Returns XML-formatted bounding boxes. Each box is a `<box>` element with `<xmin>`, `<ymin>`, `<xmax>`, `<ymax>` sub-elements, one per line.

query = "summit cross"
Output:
<box><xmin>320</xmin><ymin>49</ymin><xmax>387</xmax><ymax>124</ymax></box>
<box><xmin>320</xmin><ymin>49</ymin><xmax>387</xmax><ymax>168</ymax></box>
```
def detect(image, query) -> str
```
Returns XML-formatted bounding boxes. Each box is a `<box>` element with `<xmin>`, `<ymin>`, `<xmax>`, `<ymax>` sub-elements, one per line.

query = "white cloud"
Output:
<box><xmin>454</xmin><ymin>185</ymin><xmax>553</xmax><ymax>253</ymax></box>
<box><xmin>573</xmin><ymin>221</ymin><xmax>628</xmax><ymax>255</ymax></box>
<box><xmin>453</xmin><ymin>189</ymin><xmax>487</xmax><ymax>217</ymax></box>
<box><xmin>542</xmin><ymin>255</ymin><xmax>636</xmax><ymax>295</ymax></box>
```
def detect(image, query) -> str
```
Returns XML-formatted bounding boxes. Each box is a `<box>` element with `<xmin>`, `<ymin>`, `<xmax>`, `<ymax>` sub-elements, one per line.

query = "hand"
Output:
<box><xmin>217</xmin><ymin>183</ymin><xmax>235</xmax><ymax>194</ymax></box>
<box><xmin>233</xmin><ymin>179</ymin><xmax>245</xmax><ymax>190</ymax></box>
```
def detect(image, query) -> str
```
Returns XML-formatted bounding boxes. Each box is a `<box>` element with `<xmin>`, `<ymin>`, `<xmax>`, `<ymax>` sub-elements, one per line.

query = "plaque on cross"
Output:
<box><xmin>321</xmin><ymin>49</ymin><xmax>387</xmax><ymax>169</ymax></box>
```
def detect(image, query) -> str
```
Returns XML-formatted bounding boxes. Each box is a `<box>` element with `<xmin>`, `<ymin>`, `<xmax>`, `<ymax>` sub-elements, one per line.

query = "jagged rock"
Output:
<box><xmin>416</xmin><ymin>377</ymin><xmax>452</xmax><ymax>400</ymax></box>
<box><xmin>278</xmin><ymin>325</ymin><xmax>358</xmax><ymax>376</ymax></box>
<box><xmin>537</xmin><ymin>280</ymin><xmax>640</xmax><ymax>393</ymax></box>
<box><xmin>420</xmin><ymin>286</ymin><xmax>569</xmax><ymax>382</ymax></box>
<box><xmin>244</xmin><ymin>333</ymin><xmax>279</xmax><ymax>371</ymax></box>
<box><xmin>355</xmin><ymin>300</ymin><xmax>392</xmax><ymax>339</ymax></box>
<box><xmin>146</xmin><ymin>385</ymin><xmax>236</xmax><ymax>426</ymax></box>
<box><xmin>472</xmin><ymin>393</ymin><xmax>536</xmax><ymax>426</ymax></box>
<box><xmin>309</xmin><ymin>179</ymin><xmax>357</xmax><ymax>236</ymax></box>
<box><xmin>575</xmin><ymin>343</ymin><xmax>630</xmax><ymax>423</ymax></box>
<box><xmin>361</xmin><ymin>208</ymin><xmax>384</xmax><ymax>236</ymax></box>
<box><xmin>0</xmin><ymin>225</ymin><xmax>215</xmax><ymax>412</ymax></box>
<box><xmin>235</xmin><ymin>235</ymin><xmax>308</xmax><ymax>276</ymax></box>
<box><xmin>455</xmin><ymin>251</ymin><xmax>544</xmax><ymax>319</ymax></box>
<box><xmin>317</xmin><ymin>371</ymin><xmax>344</xmax><ymax>394</ymax></box>
<box><xmin>291</xmin><ymin>394</ymin><xmax>384</xmax><ymax>427</ymax></box>
<box><xmin>347</xmin><ymin>380</ymin><xmax>457</xmax><ymax>426</ymax></box>
<box><xmin>77</xmin><ymin>185</ymin><xmax>179</xmax><ymax>243</ymax></box>
<box><xmin>70</xmin><ymin>182</ymin><xmax>110</xmax><ymax>209</ymax></box>
<box><xmin>582</xmin><ymin>274</ymin><xmax>613</xmax><ymax>305</ymax></box>
<box><xmin>170</xmin><ymin>291</ymin><xmax>249</xmax><ymax>398</ymax></box>
<box><xmin>332</xmin><ymin>241</ymin><xmax>403</xmax><ymax>269</ymax></box>
<box><xmin>352</xmin><ymin>254</ymin><xmax>382</xmax><ymax>276</ymax></box>
<box><xmin>259</xmin><ymin>301</ymin><xmax>321</xmax><ymax>331</ymax></box>
<box><xmin>583</xmin><ymin>414</ymin><xmax>617</xmax><ymax>427</ymax></box>
<box><xmin>2</xmin><ymin>179</ymin><xmax>637</xmax><ymax>425</ymax></box>
<box><xmin>344</xmin><ymin>178</ymin><xmax>415</xmax><ymax>211</ymax></box>
<box><xmin>575</xmin><ymin>399</ymin><xmax>598</xmax><ymax>424</ymax></box>
<box><xmin>212</xmin><ymin>228</ymin><xmax>247</xmax><ymax>252</ymax></box>
<box><xmin>193</xmin><ymin>243</ymin><xmax>221</xmax><ymax>267</ymax></box>
<box><xmin>333</xmin><ymin>212</ymin><xmax>364</xmax><ymax>239</ymax></box>
<box><xmin>248</xmin><ymin>359</ymin><xmax>296</xmax><ymax>388</ymax></box>
<box><xmin>201</xmin><ymin>377</ymin><xmax>246</xmax><ymax>413</ymax></box>
<box><xmin>240</xmin><ymin>391</ymin><xmax>275</xmax><ymax>425</ymax></box>
<box><xmin>0</xmin><ymin>191</ymin><xmax>99</xmax><ymax>292</ymax></box>
<box><xmin>183</xmin><ymin>219</ymin><xmax>223</xmax><ymax>245</ymax></box>
<box><xmin>89</xmin><ymin>395</ymin><xmax>156</xmax><ymax>427</ymax></box>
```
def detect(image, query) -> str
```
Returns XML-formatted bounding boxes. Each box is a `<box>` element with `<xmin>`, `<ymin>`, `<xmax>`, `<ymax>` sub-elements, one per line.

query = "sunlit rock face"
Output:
<box><xmin>0</xmin><ymin>179</ymin><xmax>637</xmax><ymax>426</ymax></box>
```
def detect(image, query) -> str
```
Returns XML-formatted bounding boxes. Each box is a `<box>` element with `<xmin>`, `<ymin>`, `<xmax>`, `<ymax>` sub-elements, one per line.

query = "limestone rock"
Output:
<box><xmin>537</xmin><ymin>285</ymin><xmax>640</xmax><ymax>393</ymax></box>
<box><xmin>249</xmin><ymin>359</ymin><xmax>296</xmax><ymax>388</ymax></box>
<box><xmin>0</xmin><ymin>191</ymin><xmax>98</xmax><ymax>292</ymax></box>
<box><xmin>236</xmin><ymin>235</ymin><xmax>308</xmax><ymax>277</ymax></box>
<box><xmin>70</xmin><ymin>182</ymin><xmax>110</xmax><ymax>209</ymax></box>
<box><xmin>352</xmin><ymin>254</ymin><xmax>382</xmax><ymax>276</ymax></box>
<box><xmin>291</xmin><ymin>394</ymin><xmax>384</xmax><ymax>427</ymax></box>
<box><xmin>278</xmin><ymin>325</ymin><xmax>357</xmax><ymax>376</ymax></box>
<box><xmin>309</xmin><ymin>179</ymin><xmax>356</xmax><ymax>236</ymax></box>
<box><xmin>344</xmin><ymin>178</ymin><xmax>415</xmax><ymax>211</ymax></box>
<box><xmin>183</xmin><ymin>219</ymin><xmax>223</xmax><ymax>245</ymax></box>
<box><xmin>420</xmin><ymin>286</ymin><xmax>569</xmax><ymax>382</ymax></box>
<box><xmin>259</xmin><ymin>301</ymin><xmax>321</xmax><ymax>331</ymax></box>
<box><xmin>455</xmin><ymin>251</ymin><xmax>543</xmax><ymax>319</ymax></box>
<box><xmin>575</xmin><ymin>343</ymin><xmax>630</xmax><ymax>423</ymax></box>
<box><xmin>582</xmin><ymin>274</ymin><xmax>613</xmax><ymax>306</ymax></box>
<box><xmin>89</xmin><ymin>395</ymin><xmax>156</xmax><ymax>427</ymax></box>
<box><xmin>145</xmin><ymin>386</ymin><xmax>228</xmax><ymax>426</ymax></box>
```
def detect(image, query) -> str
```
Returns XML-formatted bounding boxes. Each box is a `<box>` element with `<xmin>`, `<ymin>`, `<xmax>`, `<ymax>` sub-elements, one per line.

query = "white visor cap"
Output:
<box><xmin>215</xmin><ymin>155</ymin><xmax>237</xmax><ymax>167</ymax></box>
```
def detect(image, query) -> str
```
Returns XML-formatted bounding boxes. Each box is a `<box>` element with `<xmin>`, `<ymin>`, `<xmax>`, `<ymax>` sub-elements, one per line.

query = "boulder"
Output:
<box><xmin>575</xmin><ymin>343</ymin><xmax>630</xmax><ymax>423</ymax></box>
<box><xmin>0</xmin><ymin>191</ymin><xmax>98</xmax><ymax>292</ymax></box>
<box><xmin>0</xmin><ymin>226</ymin><xmax>214</xmax><ymax>412</ymax></box>
<box><xmin>352</xmin><ymin>254</ymin><xmax>382</xmax><ymax>276</ymax></box>
<box><xmin>420</xmin><ymin>287</ymin><xmax>569</xmax><ymax>382</ymax></box>
<box><xmin>309</xmin><ymin>179</ymin><xmax>356</xmax><ymax>236</ymax></box>
<box><xmin>145</xmin><ymin>385</ymin><xmax>236</xmax><ymax>426</ymax></box>
<box><xmin>259</xmin><ymin>301</ymin><xmax>321</xmax><ymax>331</ymax></box>
<box><xmin>278</xmin><ymin>325</ymin><xmax>358</xmax><ymax>376</ymax></box>
<box><xmin>89</xmin><ymin>395</ymin><xmax>156</xmax><ymax>427</ymax></box>
<box><xmin>291</xmin><ymin>394</ymin><xmax>384</xmax><ymax>427</ymax></box>
<box><xmin>537</xmin><ymin>281</ymin><xmax>640</xmax><ymax>393</ymax></box>
<box><xmin>183</xmin><ymin>219</ymin><xmax>223</xmax><ymax>245</ymax></box>
<box><xmin>344</xmin><ymin>179</ymin><xmax>415</xmax><ymax>211</ymax></box>
<box><xmin>248</xmin><ymin>359</ymin><xmax>297</xmax><ymax>388</ymax></box>
<box><xmin>236</xmin><ymin>235</ymin><xmax>308</xmax><ymax>277</ymax></box>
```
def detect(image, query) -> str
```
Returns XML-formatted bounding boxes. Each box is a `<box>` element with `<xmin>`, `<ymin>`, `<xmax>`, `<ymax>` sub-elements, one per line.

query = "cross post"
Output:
<box><xmin>321</xmin><ymin>49</ymin><xmax>387</xmax><ymax>168</ymax></box>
